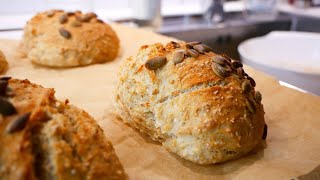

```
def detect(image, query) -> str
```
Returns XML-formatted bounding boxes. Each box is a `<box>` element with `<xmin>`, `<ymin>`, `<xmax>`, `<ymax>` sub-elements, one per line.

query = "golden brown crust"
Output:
<box><xmin>0</xmin><ymin>79</ymin><xmax>126</xmax><ymax>179</ymax></box>
<box><xmin>21</xmin><ymin>10</ymin><xmax>120</xmax><ymax>67</ymax></box>
<box><xmin>115</xmin><ymin>41</ymin><xmax>266</xmax><ymax>164</ymax></box>
<box><xmin>0</xmin><ymin>50</ymin><xmax>8</xmax><ymax>74</ymax></box>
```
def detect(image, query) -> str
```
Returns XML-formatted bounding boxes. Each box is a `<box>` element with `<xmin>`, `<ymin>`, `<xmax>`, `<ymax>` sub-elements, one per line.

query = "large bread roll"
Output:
<box><xmin>115</xmin><ymin>41</ymin><xmax>267</xmax><ymax>164</ymax></box>
<box><xmin>21</xmin><ymin>10</ymin><xmax>119</xmax><ymax>67</ymax></box>
<box><xmin>0</xmin><ymin>77</ymin><xmax>126</xmax><ymax>179</ymax></box>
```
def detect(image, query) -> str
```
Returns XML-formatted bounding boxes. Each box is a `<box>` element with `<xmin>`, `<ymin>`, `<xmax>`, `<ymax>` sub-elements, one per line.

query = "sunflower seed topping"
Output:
<box><xmin>187</xmin><ymin>41</ymin><xmax>201</xmax><ymax>46</ymax></box>
<box><xmin>46</xmin><ymin>11</ymin><xmax>55</xmax><ymax>17</ymax></box>
<box><xmin>96</xmin><ymin>19</ymin><xmax>104</xmax><ymax>23</ymax></box>
<box><xmin>212</xmin><ymin>56</ymin><xmax>226</xmax><ymax>65</ymax></box>
<box><xmin>79</xmin><ymin>12</ymin><xmax>97</xmax><ymax>22</ymax></box>
<box><xmin>66</xmin><ymin>12</ymin><xmax>75</xmax><ymax>16</ymax></box>
<box><xmin>237</xmin><ymin>67</ymin><xmax>244</xmax><ymax>77</ymax></box>
<box><xmin>173</xmin><ymin>50</ymin><xmax>186</xmax><ymax>65</ymax></box>
<box><xmin>221</xmin><ymin>54</ymin><xmax>232</xmax><ymax>62</ymax></box>
<box><xmin>231</xmin><ymin>60</ymin><xmax>243</xmax><ymax>69</ymax></box>
<box><xmin>0</xmin><ymin>97</ymin><xmax>16</xmax><ymax>116</ymax></box>
<box><xmin>193</xmin><ymin>44</ymin><xmax>205</xmax><ymax>54</ymax></box>
<box><xmin>186</xmin><ymin>49</ymin><xmax>199</xmax><ymax>58</ymax></box>
<box><xmin>71</xmin><ymin>21</ymin><xmax>82</xmax><ymax>27</ymax></box>
<box><xmin>185</xmin><ymin>44</ymin><xmax>193</xmax><ymax>49</ymax></box>
<box><xmin>212</xmin><ymin>62</ymin><xmax>227</xmax><ymax>78</ymax></box>
<box><xmin>145</xmin><ymin>56</ymin><xmax>167</xmax><ymax>70</ymax></box>
<box><xmin>262</xmin><ymin>124</ymin><xmax>268</xmax><ymax>140</ymax></box>
<box><xmin>6</xmin><ymin>112</ymin><xmax>31</xmax><ymax>134</ymax></box>
<box><xmin>59</xmin><ymin>28</ymin><xmax>71</xmax><ymax>39</ymax></box>
<box><xmin>247</xmin><ymin>76</ymin><xmax>256</xmax><ymax>87</ymax></box>
<box><xmin>0</xmin><ymin>77</ymin><xmax>12</xmax><ymax>97</ymax></box>
<box><xmin>242</xmin><ymin>81</ymin><xmax>252</xmax><ymax>93</ymax></box>
<box><xmin>88</xmin><ymin>12</ymin><xmax>97</xmax><ymax>18</ymax></box>
<box><xmin>0</xmin><ymin>80</ymin><xmax>8</xmax><ymax>95</ymax></box>
<box><xmin>59</xmin><ymin>14</ymin><xmax>68</xmax><ymax>24</ymax></box>
<box><xmin>170</xmin><ymin>41</ymin><xmax>180</xmax><ymax>48</ymax></box>
<box><xmin>0</xmin><ymin>77</ymin><xmax>11</xmax><ymax>81</ymax></box>
<box><xmin>5</xmin><ymin>88</ymin><xmax>14</xmax><ymax>97</ymax></box>
<box><xmin>245</xmin><ymin>98</ymin><xmax>256</xmax><ymax>113</ymax></box>
<box><xmin>255</xmin><ymin>91</ymin><xmax>262</xmax><ymax>103</ymax></box>
<box><xmin>224</xmin><ymin>64</ymin><xmax>232</xmax><ymax>72</ymax></box>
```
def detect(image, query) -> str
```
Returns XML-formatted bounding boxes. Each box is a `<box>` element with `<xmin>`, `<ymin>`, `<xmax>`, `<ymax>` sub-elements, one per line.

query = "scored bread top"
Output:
<box><xmin>21</xmin><ymin>10</ymin><xmax>120</xmax><ymax>67</ymax></box>
<box><xmin>116</xmin><ymin>41</ymin><xmax>266</xmax><ymax>164</ymax></box>
<box><xmin>0</xmin><ymin>78</ymin><xmax>125</xmax><ymax>179</ymax></box>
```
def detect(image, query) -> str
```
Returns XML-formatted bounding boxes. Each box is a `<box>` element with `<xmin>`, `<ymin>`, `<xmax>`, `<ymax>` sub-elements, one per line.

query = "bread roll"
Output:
<box><xmin>115</xmin><ymin>41</ymin><xmax>266</xmax><ymax>164</ymax></box>
<box><xmin>0</xmin><ymin>77</ymin><xmax>125</xmax><ymax>179</ymax></box>
<box><xmin>0</xmin><ymin>50</ymin><xmax>8</xmax><ymax>74</ymax></box>
<box><xmin>21</xmin><ymin>10</ymin><xmax>119</xmax><ymax>67</ymax></box>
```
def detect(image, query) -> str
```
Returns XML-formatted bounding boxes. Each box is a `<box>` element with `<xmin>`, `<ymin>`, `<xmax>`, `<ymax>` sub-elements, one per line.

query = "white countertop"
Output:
<box><xmin>278</xmin><ymin>3</ymin><xmax>320</xmax><ymax>19</ymax></box>
<box><xmin>0</xmin><ymin>31</ymin><xmax>22</xmax><ymax>40</ymax></box>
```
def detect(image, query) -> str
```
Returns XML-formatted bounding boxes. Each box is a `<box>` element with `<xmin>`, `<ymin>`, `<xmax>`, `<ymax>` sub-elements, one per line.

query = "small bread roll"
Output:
<box><xmin>21</xmin><ymin>10</ymin><xmax>119</xmax><ymax>67</ymax></box>
<box><xmin>0</xmin><ymin>50</ymin><xmax>8</xmax><ymax>74</ymax></box>
<box><xmin>115</xmin><ymin>41</ymin><xmax>266</xmax><ymax>164</ymax></box>
<box><xmin>0</xmin><ymin>77</ymin><xmax>125</xmax><ymax>179</ymax></box>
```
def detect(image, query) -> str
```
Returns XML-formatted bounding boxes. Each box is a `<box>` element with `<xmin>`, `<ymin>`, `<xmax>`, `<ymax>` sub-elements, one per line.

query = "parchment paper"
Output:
<box><xmin>1</xmin><ymin>24</ymin><xmax>320</xmax><ymax>180</ymax></box>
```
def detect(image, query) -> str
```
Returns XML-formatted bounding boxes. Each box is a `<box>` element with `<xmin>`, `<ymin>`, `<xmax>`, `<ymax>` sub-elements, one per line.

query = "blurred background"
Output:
<box><xmin>0</xmin><ymin>0</ymin><xmax>319</xmax><ymax>59</ymax></box>
<box><xmin>0</xmin><ymin>0</ymin><xmax>319</xmax><ymax>94</ymax></box>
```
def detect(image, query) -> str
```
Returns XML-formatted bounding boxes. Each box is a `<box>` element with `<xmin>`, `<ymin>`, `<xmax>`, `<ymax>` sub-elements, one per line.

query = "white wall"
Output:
<box><xmin>0</xmin><ymin>0</ymin><xmax>210</xmax><ymax>17</ymax></box>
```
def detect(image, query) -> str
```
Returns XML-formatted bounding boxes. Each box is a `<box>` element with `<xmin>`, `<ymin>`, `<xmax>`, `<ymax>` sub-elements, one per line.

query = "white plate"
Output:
<box><xmin>238</xmin><ymin>31</ymin><xmax>320</xmax><ymax>95</ymax></box>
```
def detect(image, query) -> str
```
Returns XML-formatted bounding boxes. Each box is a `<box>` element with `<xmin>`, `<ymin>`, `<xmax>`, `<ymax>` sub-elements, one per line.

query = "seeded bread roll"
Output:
<box><xmin>0</xmin><ymin>77</ymin><xmax>126</xmax><ymax>179</ymax></box>
<box><xmin>0</xmin><ymin>50</ymin><xmax>8</xmax><ymax>74</ymax></box>
<box><xmin>21</xmin><ymin>10</ymin><xmax>119</xmax><ymax>67</ymax></box>
<box><xmin>115</xmin><ymin>41</ymin><xmax>267</xmax><ymax>164</ymax></box>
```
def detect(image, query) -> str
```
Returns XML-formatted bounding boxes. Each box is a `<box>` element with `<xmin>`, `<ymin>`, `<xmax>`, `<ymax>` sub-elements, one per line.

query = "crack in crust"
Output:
<box><xmin>157</xmin><ymin>80</ymin><xmax>229</xmax><ymax>104</ymax></box>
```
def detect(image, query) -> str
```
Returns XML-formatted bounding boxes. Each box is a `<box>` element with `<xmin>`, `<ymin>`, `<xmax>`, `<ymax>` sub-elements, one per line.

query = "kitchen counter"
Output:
<box><xmin>157</xmin><ymin>13</ymin><xmax>291</xmax><ymax>59</ymax></box>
